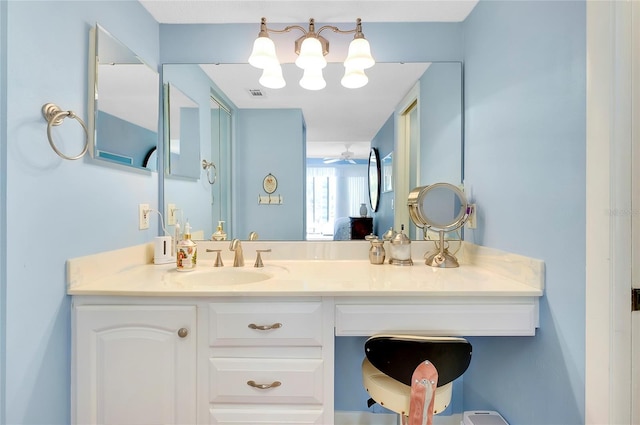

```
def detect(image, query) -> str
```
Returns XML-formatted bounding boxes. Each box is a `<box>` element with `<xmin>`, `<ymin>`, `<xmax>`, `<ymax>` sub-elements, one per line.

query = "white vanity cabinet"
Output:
<box><xmin>207</xmin><ymin>300</ymin><xmax>331</xmax><ymax>425</ymax></box>
<box><xmin>72</xmin><ymin>298</ymin><xmax>334</xmax><ymax>425</ymax></box>
<box><xmin>72</xmin><ymin>304</ymin><xmax>197</xmax><ymax>425</ymax></box>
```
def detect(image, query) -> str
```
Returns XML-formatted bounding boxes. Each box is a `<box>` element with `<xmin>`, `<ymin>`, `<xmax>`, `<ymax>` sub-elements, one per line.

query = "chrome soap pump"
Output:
<box><xmin>389</xmin><ymin>225</ymin><xmax>413</xmax><ymax>266</ymax></box>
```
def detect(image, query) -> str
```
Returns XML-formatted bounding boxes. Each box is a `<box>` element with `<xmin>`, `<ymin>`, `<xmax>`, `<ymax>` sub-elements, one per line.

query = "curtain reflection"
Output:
<box><xmin>306</xmin><ymin>164</ymin><xmax>367</xmax><ymax>240</ymax></box>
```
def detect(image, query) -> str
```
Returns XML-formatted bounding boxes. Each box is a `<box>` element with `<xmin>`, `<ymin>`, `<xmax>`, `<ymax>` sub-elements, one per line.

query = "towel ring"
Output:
<box><xmin>202</xmin><ymin>159</ymin><xmax>217</xmax><ymax>185</ymax></box>
<box><xmin>41</xmin><ymin>103</ymin><xmax>89</xmax><ymax>160</ymax></box>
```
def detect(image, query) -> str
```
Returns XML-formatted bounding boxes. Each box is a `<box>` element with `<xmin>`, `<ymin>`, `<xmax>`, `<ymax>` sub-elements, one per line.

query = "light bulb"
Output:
<box><xmin>248</xmin><ymin>36</ymin><xmax>279</xmax><ymax>69</ymax></box>
<box><xmin>295</xmin><ymin>36</ymin><xmax>327</xmax><ymax>70</ymax></box>
<box><xmin>259</xmin><ymin>65</ymin><xmax>286</xmax><ymax>89</ymax></box>
<box><xmin>341</xmin><ymin>66</ymin><xmax>368</xmax><ymax>89</ymax></box>
<box><xmin>344</xmin><ymin>37</ymin><xmax>375</xmax><ymax>70</ymax></box>
<box><xmin>299</xmin><ymin>67</ymin><xmax>326</xmax><ymax>91</ymax></box>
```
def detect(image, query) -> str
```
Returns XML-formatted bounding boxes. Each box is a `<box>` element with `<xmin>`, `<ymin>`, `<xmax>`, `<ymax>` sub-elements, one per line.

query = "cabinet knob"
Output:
<box><xmin>247</xmin><ymin>380</ymin><xmax>281</xmax><ymax>390</ymax></box>
<box><xmin>248</xmin><ymin>322</ymin><xmax>282</xmax><ymax>331</ymax></box>
<box><xmin>177</xmin><ymin>328</ymin><xmax>189</xmax><ymax>338</ymax></box>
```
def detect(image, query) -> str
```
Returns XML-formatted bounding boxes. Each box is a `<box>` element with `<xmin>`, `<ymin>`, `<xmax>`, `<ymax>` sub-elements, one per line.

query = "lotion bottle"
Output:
<box><xmin>176</xmin><ymin>221</ymin><xmax>197</xmax><ymax>271</ymax></box>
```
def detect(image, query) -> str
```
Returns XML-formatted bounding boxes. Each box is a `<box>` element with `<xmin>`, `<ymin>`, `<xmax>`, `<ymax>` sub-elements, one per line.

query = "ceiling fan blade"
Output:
<box><xmin>324</xmin><ymin>158</ymin><xmax>340</xmax><ymax>164</ymax></box>
<box><xmin>348</xmin><ymin>159</ymin><xmax>356</xmax><ymax>164</ymax></box>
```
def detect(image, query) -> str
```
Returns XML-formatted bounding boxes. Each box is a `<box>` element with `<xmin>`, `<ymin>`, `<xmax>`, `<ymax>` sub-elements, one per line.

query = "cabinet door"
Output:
<box><xmin>73</xmin><ymin>305</ymin><xmax>196</xmax><ymax>425</ymax></box>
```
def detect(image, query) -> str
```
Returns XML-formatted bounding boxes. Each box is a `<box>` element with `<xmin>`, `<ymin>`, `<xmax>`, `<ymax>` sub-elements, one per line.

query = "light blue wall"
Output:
<box><xmin>3</xmin><ymin>1</ymin><xmax>159</xmax><ymax>423</ymax></box>
<box><xmin>0</xmin><ymin>3</ymin><xmax>588</xmax><ymax>424</ymax></box>
<box><xmin>234</xmin><ymin>109</ymin><xmax>305</xmax><ymax>240</ymax></box>
<box><xmin>0</xmin><ymin>1</ymin><xmax>7</xmax><ymax>422</ymax></box>
<box><xmin>462</xmin><ymin>1</ymin><xmax>586</xmax><ymax>423</ymax></box>
<box><xmin>420</xmin><ymin>62</ymin><xmax>463</xmax><ymax>185</ymax></box>
<box><xmin>160</xmin><ymin>22</ymin><xmax>464</xmax><ymax>64</ymax></box>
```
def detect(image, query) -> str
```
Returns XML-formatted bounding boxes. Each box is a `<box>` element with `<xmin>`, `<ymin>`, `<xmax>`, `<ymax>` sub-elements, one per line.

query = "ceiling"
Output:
<box><xmin>139</xmin><ymin>1</ymin><xmax>478</xmax><ymax>24</ymax></box>
<box><xmin>141</xmin><ymin>1</ymin><xmax>478</xmax><ymax>158</ymax></box>
<box><xmin>198</xmin><ymin>62</ymin><xmax>431</xmax><ymax>159</ymax></box>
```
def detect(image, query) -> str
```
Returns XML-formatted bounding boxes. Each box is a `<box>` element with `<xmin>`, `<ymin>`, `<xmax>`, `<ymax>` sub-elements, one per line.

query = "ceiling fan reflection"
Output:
<box><xmin>323</xmin><ymin>145</ymin><xmax>357</xmax><ymax>164</ymax></box>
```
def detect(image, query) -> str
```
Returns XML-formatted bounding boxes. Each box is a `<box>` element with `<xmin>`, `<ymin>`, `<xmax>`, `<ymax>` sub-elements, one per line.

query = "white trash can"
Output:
<box><xmin>462</xmin><ymin>410</ymin><xmax>509</xmax><ymax>425</ymax></box>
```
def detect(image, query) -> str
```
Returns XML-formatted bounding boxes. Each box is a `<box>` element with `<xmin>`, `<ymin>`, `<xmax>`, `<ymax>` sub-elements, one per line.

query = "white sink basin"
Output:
<box><xmin>170</xmin><ymin>265</ymin><xmax>286</xmax><ymax>286</ymax></box>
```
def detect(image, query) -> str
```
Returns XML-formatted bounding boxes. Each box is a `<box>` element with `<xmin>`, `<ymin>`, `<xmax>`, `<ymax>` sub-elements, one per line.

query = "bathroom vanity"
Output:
<box><xmin>68</xmin><ymin>241</ymin><xmax>543</xmax><ymax>425</ymax></box>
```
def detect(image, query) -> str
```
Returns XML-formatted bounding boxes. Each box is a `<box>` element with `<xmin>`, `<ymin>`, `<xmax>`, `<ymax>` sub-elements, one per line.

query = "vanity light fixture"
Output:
<box><xmin>248</xmin><ymin>17</ymin><xmax>375</xmax><ymax>90</ymax></box>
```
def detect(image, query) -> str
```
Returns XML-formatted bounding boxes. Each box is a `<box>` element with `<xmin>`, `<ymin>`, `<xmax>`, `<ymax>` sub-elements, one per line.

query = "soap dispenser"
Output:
<box><xmin>177</xmin><ymin>221</ymin><xmax>197</xmax><ymax>271</ymax></box>
<box><xmin>211</xmin><ymin>221</ymin><xmax>227</xmax><ymax>241</ymax></box>
<box><xmin>389</xmin><ymin>225</ymin><xmax>413</xmax><ymax>266</ymax></box>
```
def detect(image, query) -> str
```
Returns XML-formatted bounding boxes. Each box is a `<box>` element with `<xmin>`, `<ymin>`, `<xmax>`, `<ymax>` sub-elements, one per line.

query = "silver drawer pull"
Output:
<box><xmin>248</xmin><ymin>322</ymin><xmax>282</xmax><ymax>331</ymax></box>
<box><xmin>247</xmin><ymin>380</ymin><xmax>281</xmax><ymax>390</ymax></box>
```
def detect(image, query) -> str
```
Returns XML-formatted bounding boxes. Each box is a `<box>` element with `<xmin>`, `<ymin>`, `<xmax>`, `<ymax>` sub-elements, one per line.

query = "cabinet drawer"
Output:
<box><xmin>335</xmin><ymin>300</ymin><xmax>538</xmax><ymax>336</ymax></box>
<box><xmin>210</xmin><ymin>408</ymin><xmax>324</xmax><ymax>424</ymax></box>
<box><xmin>209</xmin><ymin>358</ymin><xmax>323</xmax><ymax>404</ymax></box>
<box><xmin>208</xmin><ymin>302</ymin><xmax>322</xmax><ymax>346</ymax></box>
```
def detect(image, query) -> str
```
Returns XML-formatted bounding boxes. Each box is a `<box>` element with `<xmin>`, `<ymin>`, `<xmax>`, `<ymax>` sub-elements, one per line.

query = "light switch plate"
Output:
<box><xmin>167</xmin><ymin>204</ymin><xmax>177</xmax><ymax>225</ymax></box>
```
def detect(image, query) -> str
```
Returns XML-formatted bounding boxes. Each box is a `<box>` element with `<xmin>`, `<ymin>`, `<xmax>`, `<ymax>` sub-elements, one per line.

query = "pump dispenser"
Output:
<box><xmin>211</xmin><ymin>221</ymin><xmax>227</xmax><ymax>241</ymax></box>
<box><xmin>177</xmin><ymin>221</ymin><xmax>197</xmax><ymax>271</ymax></box>
<box><xmin>389</xmin><ymin>225</ymin><xmax>413</xmax><ymax>266</ymax></box>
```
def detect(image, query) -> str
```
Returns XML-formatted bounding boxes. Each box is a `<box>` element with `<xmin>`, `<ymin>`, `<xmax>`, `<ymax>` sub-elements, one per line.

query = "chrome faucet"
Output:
<box><xmin>229</xmin><ymin>238</ymin><xmax>244</xmax><ymax>267</ymax></box>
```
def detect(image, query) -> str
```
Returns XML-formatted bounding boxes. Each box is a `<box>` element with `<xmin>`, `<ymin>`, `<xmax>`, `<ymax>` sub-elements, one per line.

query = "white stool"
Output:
<box><xmin>362</xmin><ymin>335</ymin><xmax>472</xmax><ymax>424</ymax></box>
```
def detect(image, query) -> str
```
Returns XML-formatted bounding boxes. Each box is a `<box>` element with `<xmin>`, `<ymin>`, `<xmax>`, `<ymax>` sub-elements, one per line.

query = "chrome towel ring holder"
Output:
<box><xmin>202</xmin><ymin>159</ymin><xmax>217</xmax><ymax>185</ymax></box>
<box><xmin>41</xmin><ymin>103</ymin><xmax>89</xmax><ymax>160</ymax></box>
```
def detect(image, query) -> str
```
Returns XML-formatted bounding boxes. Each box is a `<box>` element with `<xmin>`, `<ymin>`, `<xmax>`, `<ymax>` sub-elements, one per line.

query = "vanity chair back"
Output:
<box><xmin>362</xmin><ymin>335</ymin><xmax>472</xmax><ymax>422</ymax></box>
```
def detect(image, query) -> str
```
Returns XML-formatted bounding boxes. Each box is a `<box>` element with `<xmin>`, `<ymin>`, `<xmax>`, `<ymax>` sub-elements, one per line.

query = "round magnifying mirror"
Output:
<box><xmin>407</xmin><ymin>182</ymin><xmax>469</xmax><ymax>268</ymax></box>
<box><xmin>417</xmin><ymin>183</ymin><xmax>468</xmax><ymax>232</ymax></box>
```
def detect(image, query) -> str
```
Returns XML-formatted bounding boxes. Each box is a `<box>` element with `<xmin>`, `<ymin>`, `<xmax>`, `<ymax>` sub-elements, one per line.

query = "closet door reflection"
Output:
<box><xmin>210</xmin><ymin>95</ymin><xmax>232</xmax><ymax>237</ymax></box>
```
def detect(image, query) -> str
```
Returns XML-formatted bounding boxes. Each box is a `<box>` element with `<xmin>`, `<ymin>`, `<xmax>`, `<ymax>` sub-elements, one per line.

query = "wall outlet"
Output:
<box><xmin>167</xmin><ymin>204</ymin><xmax>177</xmax><ymax>226</ymax></box>
<box><xmin>139</xmin><ymin>203</ymin><xmax>150</xmax><ymax>230</ymax></box>
<box><xmin>466</xmin><ymin>204</ymin><xmax>477</xmax><ymax>229</ymax></box>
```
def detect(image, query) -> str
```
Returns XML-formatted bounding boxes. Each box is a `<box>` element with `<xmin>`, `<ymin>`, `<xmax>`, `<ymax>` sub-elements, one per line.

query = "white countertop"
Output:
<box><xmin>67</xmin><ymin>241</ymin><xmax>544</xmax><ymax>298</ymax></box>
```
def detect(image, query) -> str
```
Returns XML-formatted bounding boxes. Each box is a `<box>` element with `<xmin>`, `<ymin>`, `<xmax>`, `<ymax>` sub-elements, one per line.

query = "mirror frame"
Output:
<box><xmin>368</xmin><ymin>147</ymin><xmax>381</xmax><ymax>212</ymax></box>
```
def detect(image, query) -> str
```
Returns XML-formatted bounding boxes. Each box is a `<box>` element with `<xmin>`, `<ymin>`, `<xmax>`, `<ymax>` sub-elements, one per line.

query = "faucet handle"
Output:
<box><xmin>206</xmin><ymin>249</ymin><xmax>224</xmax><ymax>267</ymax></box>
<box><xmin>254</xmin><ymin>249</ymin><xmax>272</xmax><ymax>268</ymax></box>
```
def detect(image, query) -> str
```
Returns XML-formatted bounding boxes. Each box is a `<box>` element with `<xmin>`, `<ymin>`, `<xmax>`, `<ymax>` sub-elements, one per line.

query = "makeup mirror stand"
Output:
<box><xmin>424</xmin><ymin>229</ymin><xmax>460</xmax><ymax>268</ymax></box>
<box><xmin>407</xmin><ymin>182</ymin><xmax>469</xmax><ymax>268</ymax></box>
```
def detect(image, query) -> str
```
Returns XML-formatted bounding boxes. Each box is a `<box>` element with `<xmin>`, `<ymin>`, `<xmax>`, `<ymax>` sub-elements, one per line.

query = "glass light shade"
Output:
<box><xmin>259</xmin><ymin>65</ymin><xmax>286</xmax><ymax>89</ymax></box>
<box><xmin>248</xmin><ymin>36</ymin><xmax>279</xmax><ymax>69</ymax></box>
<box><xmin>341</xmin><ymin>66</ymin><xmax>368</xmax><ymax>89</ymax></box>
<box><xmin>299</xmin><ymin>67</ymin><xmax>326</xmax><ymax>91</ymax></box>
<box><xmin>344</xmin><ymin>38</ymin><xmax>375</xmax><ymax>70</ymax></box>
<box><xmin>295</xmin><ymin>36</ymin><xmax>327</xmax><ymax>70</ymax></box>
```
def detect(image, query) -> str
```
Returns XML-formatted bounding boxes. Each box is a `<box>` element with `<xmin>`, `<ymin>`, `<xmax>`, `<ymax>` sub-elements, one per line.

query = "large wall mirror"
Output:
<box><xmin>161</xmin><ymin>62</ymin><xmax>463</xmax><ymax>241</ymax></box>
<box><xmin>88</xmin><ymin>24</ymin><xmax>159</xmax><ymax>170</ymax></box>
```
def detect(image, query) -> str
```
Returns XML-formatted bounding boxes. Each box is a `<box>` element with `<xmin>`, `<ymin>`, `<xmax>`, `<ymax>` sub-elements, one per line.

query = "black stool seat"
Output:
<box><xmin>364</xmin><ymin>335</ymin><xmax>472</xmax><ymax>387</ymax></box>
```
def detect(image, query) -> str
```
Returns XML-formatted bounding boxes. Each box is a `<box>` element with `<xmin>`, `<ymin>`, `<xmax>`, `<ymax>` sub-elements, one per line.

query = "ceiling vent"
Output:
<box><xmin>247</xmin><ymin>88</ymin><xmax>265</xmax><ymax>98</ymax></box>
